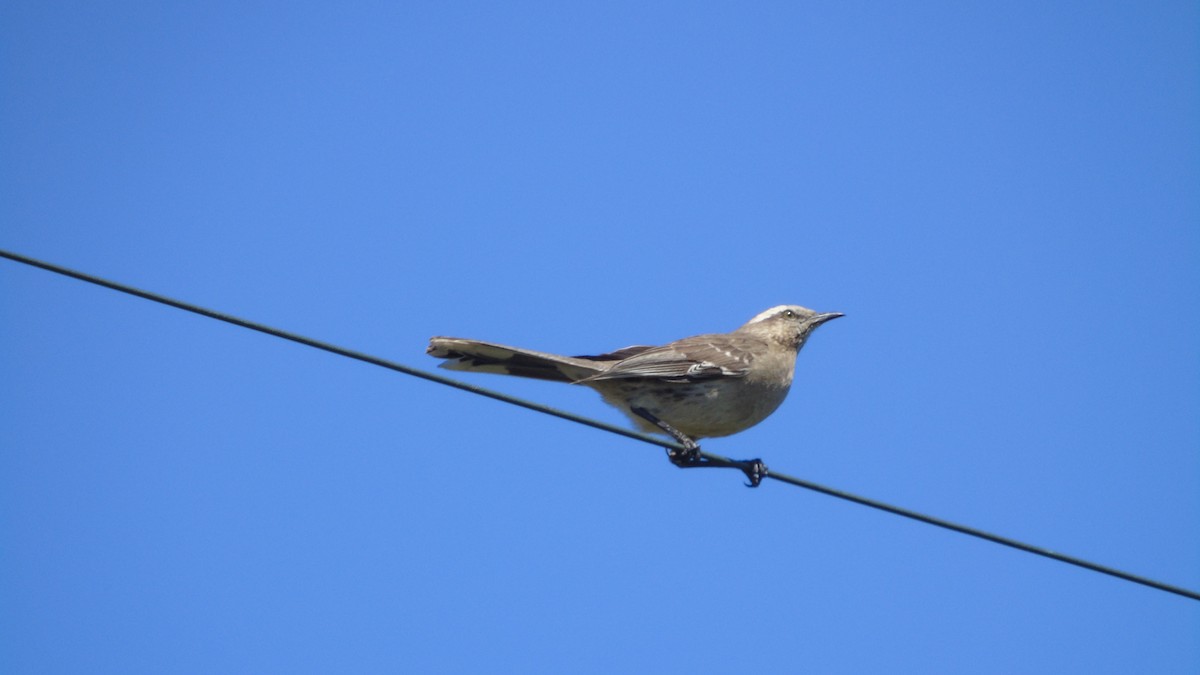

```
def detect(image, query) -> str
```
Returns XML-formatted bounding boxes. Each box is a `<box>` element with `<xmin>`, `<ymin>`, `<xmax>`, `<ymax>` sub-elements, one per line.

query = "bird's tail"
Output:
<box><xmin>426</xmin><ymin>337</ymin><xmax>607</xmax><ymax>383</ymax></box>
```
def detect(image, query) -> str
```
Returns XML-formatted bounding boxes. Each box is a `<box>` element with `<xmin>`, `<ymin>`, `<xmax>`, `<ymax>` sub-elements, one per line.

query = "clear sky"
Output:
<box><xmin>2</xmin><ymin>2</ymin><xmax>1197</xmax><ymax>673</ymax></box>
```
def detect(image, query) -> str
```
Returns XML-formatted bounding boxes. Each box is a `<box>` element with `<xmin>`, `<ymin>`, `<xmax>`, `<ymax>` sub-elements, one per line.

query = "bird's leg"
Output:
<box><xmin>629</xmin><ymin>407</ymin><xmax>767</xmax><ymax>487</ymax></box>
<box><xmin>630</xmin><ymin>406</ymin><xmax>702</xmax><ymax>463</ymax></box>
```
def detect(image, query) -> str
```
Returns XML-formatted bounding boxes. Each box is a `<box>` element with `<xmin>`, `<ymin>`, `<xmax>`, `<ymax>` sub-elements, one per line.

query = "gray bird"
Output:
<box><xmin>427</xmin><ymin>305</ymin><xmax>842</xmax><ymax>485</ymax></box>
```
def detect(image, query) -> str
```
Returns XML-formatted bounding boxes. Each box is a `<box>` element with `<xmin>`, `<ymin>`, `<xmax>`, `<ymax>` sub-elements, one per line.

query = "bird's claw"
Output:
<box><xmin>664</xmin><ymin>446</ymin><xmax>767</xmax><ymax>488</ymax></box>
<box><xmin>666</xmin><ymin>444</ymin><xmax>702</xmax><ymax>466</ymax></box>
<box><xmin>740</xmin><ymin>459</ymin><xmax>767</xmax><ymax>488</ymax></box>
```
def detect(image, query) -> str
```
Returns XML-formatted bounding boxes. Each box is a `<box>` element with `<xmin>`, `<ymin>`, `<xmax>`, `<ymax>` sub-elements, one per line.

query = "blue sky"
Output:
<box><xmin>2</xmin><ymin>2</ymin><xmax>1197</xmax><ymax>672</ymax></box>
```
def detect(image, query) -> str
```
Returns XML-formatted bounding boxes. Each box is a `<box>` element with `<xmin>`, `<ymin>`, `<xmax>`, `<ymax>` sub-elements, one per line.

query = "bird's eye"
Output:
<box><xmin>782</xmin><ymin>309</ymin><xmax>796</xmax><ymax>318</ymax></box>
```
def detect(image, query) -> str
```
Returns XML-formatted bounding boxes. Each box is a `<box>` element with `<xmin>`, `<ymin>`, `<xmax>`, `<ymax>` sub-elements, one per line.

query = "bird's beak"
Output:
<box><xmin>812</xmin><ymin>312</ymin><xmax>844</xmax><ymax>326</ymax></box>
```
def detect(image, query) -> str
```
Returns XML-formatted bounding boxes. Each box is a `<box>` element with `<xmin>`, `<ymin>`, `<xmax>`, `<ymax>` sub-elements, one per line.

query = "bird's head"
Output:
<box><xmin>739</xmin><ymin>304</ymin><xmax>844</xmax><ymax>351</ymax></box>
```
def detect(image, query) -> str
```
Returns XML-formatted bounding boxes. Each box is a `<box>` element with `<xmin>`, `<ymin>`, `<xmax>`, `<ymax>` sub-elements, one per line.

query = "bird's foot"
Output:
<box><xmin>630</xmin><ymin>406</ymin><xmax>765</xmax><ymax>487</ymax></box>
<box><xmin>665</xmin><ymin>439</ymin><xmax>703</xmax><ymax>466</ymax></box>
<box><xmin>662</xmin><ymin>446</ymin><xmax>768</xmax><ymax>488</ymax></box>
<box><xmin>738</xmin><ymin>459</ymin><xmax>767</xmax><ymax>488</ymax></box>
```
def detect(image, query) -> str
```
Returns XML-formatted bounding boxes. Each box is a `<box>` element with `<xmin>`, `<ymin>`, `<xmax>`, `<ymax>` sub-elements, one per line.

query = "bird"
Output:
<box><xmin>426</xmin><ymin>305</ymin><xmax>842</xmax><ymax>485</ymax></box>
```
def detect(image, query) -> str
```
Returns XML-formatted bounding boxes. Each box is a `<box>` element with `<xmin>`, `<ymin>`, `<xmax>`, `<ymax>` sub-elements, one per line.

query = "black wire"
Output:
<box><xmin>760</xmin><ymin>469</ymin><xmax>1200</xmax><ymax>601</ymax></box>
<box><xmin>2</xmin><ymin>247</ymin><xmax>1197</xmax><ymax>603</ymax></box>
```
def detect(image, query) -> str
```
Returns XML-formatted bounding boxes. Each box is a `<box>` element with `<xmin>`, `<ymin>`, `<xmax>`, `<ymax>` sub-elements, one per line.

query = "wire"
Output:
<box><xmin>2</xmin><ymin>247</ymin><xmax>1197</xmax><ymax>603</ymax></box>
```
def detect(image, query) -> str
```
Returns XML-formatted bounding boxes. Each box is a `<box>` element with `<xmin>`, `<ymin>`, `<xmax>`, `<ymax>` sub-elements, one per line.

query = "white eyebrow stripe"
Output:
<box><xmin>746</xmin><ymin>305</ymin><xmax>792</xmax><ymax>324</ymax></box>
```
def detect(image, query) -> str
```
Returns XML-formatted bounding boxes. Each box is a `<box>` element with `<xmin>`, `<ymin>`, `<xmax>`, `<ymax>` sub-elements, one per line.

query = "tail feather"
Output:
<box><xmin>427</xmin><ymin>337</ymin><xmax>604</xmax><ymax>383</ymax></box>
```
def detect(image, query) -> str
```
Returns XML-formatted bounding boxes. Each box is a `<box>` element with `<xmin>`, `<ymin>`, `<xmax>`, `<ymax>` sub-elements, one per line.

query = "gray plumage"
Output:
<box><xmin>426</xmin><ymin>305</ymin><xmax>842</xmax><ymax>442</ymax></box>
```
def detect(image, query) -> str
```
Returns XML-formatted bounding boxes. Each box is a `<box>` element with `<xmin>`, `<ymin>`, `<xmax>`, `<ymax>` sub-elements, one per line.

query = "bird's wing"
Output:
<box><xmin>573</xmin><ymin>345</ymin><xmax>656</xmax><ymax>362</ymax></box>
<box><xmin>577</xmin><ymin>334</ymin><xmax>759</xmax><ymax>382</ymax></box>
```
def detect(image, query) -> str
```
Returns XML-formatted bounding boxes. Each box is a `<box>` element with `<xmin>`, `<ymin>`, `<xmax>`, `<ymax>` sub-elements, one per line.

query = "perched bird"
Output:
<box><xmin>427</xmin><ymin>305</ymin><xmax>842</xmax><ymax>485</ymax></box>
